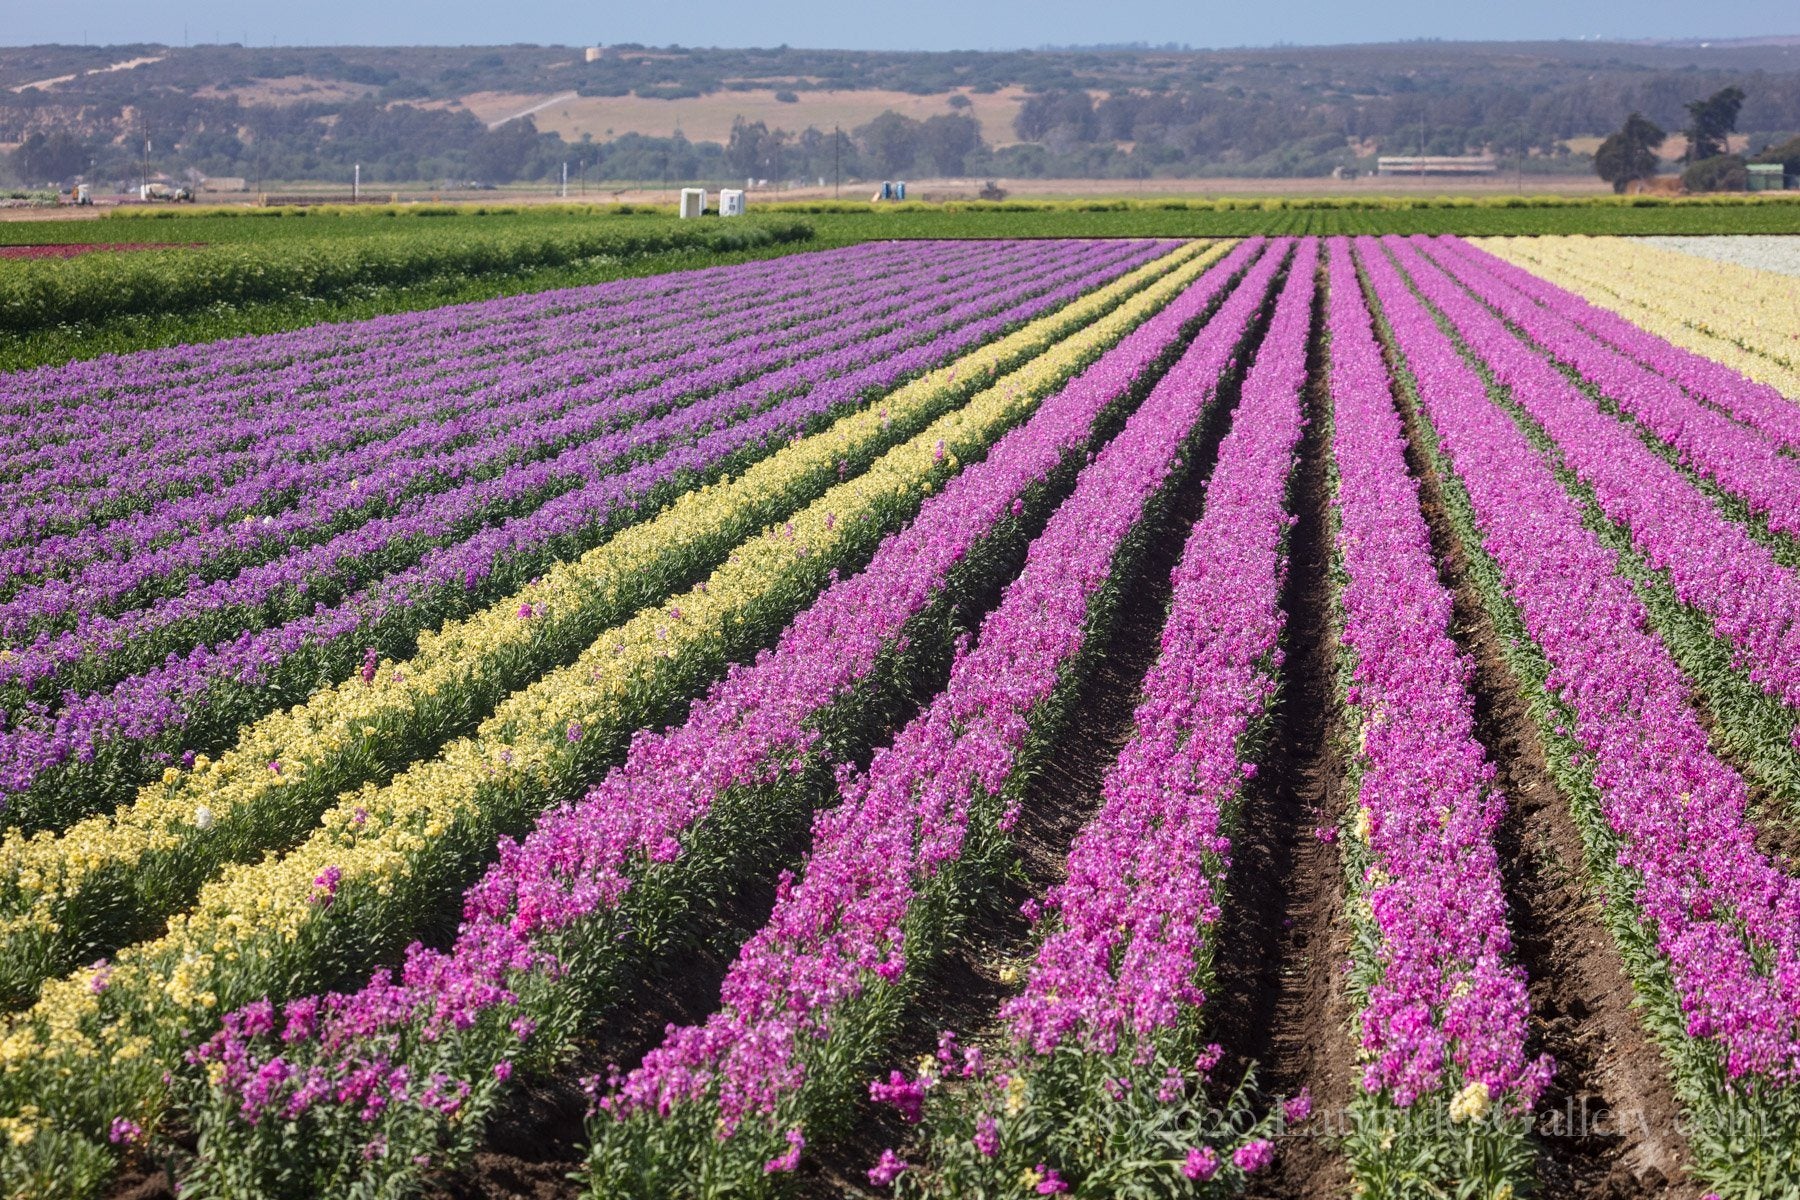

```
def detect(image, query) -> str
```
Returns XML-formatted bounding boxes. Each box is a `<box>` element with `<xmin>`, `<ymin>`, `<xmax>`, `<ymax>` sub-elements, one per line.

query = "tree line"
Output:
<box><xmin>1596</xmin><ymin>86</ymin><xmax>1800</xmax><ymax>192</ymax></box>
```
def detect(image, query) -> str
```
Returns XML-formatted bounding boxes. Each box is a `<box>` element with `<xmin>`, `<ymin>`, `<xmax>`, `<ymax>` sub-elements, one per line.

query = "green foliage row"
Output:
<box><xmin>767</xmin><ymin>191</ymin><xmax>1800</xmax><ymax>214</ymax></box>
<box><xmin>0</xmin><ymin>216</ymin><xmax>813</xmax><ymax>335</ymax></box>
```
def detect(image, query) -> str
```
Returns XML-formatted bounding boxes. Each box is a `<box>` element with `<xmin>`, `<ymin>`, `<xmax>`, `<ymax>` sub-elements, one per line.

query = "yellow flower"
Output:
<box><xmin>1354</xmin><ymin>807</ymin><xmax>1373</xmax><ymax>843</ymax></box>
<box><xmin>1449</xmin><ymin>1080</ymin><xmax>1492</xmax><ymax>1123</ymax></box>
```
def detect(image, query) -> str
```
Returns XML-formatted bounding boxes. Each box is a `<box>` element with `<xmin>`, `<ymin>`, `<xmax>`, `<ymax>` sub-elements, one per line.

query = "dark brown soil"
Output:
<box><xmin>1389</xmin><ymin>350</ymin><xmax>1699</xmax><ymax>1200</ymax></box>
<box><xmin>1207</xmin><ymin>317</ymin><xmax>1354</xmax><ymax>1200</ymax></box>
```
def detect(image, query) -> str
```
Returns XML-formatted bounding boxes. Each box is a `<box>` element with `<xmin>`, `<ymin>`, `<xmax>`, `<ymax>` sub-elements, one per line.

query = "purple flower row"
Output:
<box><xmin>0</xmin><ymin>244</ymin><xmax>1165</xmax><ymax>829</ymax></box>
<box><xmin>183</xmin><ymin>240</ymin><xmax>1261</xmax><ymax>1196</ymax></box>
<box><xmin>1398</xmin><ymin>236</ymin><xmax>1800</xmax><ymax>749</ymax></box>
<box><xmin>1362</xmin><ymin>236</ymin><xmax>1800</xmax><ymax>1090</ymax></box>
<box><xmin>1460</xmin><ymin>240</ymin><xmax>1800</xmax><ymax>452</ymax></box>
<box><xmin>0</xmin><ymin>241</ymin><xmax>1098</xmax><ymax>705</ymax></box>
<box><xmin>593</xmin><ymin>241</ymin><xmax>1287</xmax><ymax>1189</ymax></box>
<box><xmin>0</xmin><ymin>243</ymin><xmax>1009</xmax><ymax>617</ymax></box>
<box><xmin>0</xmin><ymin>246</ymin><xmax>872</xmax><ymax>555</ymax></box>
<box><xmin>1003</xmin><ymin>240</ymin><xmax>1313</xmax><ymax>1063</ymax></box>
<box><xmin>0</xmin><ymin>242</ymin><xmax>934</xmax><ymax>518</ymax></box>
<box><xmin>1404</xmin><ymin>240</ymin><xmax>1800</xmax><ymax>543</ymax></box>
<box><xmin>1326</xmin><ymin>238</ymin><xmax>1549</xmax><ymax>1125</ymax></box>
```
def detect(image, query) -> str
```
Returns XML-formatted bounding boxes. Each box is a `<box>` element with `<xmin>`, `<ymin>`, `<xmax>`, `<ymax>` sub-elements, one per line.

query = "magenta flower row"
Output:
<box><xmin>1002</xmin><ymin>239</ymin><xmax>1316</xmax><ymax>1063</ymax></box>
<box><xmin>1399</xmin><ymin>235</ymin><xmax>1800</xmax><ymax>746</ymax></box>
<box><xmin>1463</xmin><ymin>242</ymin><xmax>1800</xmax><ymax>452</ymax></box>
<box><xmin>1361</xmin><ymin>236</ymin><xmax>1800</xmax><ymax>1086</ymax></box>
<box><xmin>604</xmin><ymin>241</ymin><xmax>1289</xmax><ymax>1151</ymax></box>
<box><xmin>1327</xmin><ymin>238</ymin><xmax>1549</xmax><ymax>1110</ymax></box>
<box><xmin>1399</xmin><ymin>240</ymin><xmax>1800</xmax><ymax>543</ymax></box>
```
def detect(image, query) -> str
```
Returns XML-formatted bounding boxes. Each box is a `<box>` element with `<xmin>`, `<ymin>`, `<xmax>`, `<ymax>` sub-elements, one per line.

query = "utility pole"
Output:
<box><xmin>833</xmin><ymin>124</ymin><xmax>840</xmax><ymax>199</ymax></box>
<box><xmin>141</xmin><ymin>115</ymin><xmax>151</xmax><ymax>199</ymax></box>
<box><xmin>353</xmin><ymin>162</ymin><xmax>360</xmax><ymax>202</ymax></box>
<box><xmin>561</xmin><ymin>160</ymin><xmax>568</xmax><ymax>199</ymax></box>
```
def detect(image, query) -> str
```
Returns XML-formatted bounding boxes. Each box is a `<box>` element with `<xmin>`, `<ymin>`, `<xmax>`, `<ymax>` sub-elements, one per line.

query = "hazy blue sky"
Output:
<box><xmin>4</xmin><ymin>0</ymin><xmax>1795</xmax><ymax>51</ymax></box>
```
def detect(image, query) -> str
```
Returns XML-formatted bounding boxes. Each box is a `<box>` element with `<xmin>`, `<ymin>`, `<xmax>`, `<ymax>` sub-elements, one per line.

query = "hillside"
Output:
<box><xmin>3</xmin><ymin>39</ymin><xmax>1798</xmax><ymax>186</ymax></box>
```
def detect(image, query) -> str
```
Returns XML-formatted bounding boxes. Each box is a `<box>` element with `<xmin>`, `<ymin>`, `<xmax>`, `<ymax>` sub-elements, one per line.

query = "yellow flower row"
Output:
<box><xmin>1477</xmin><ymin>236</ymin><xmax>1800</xmax><ymax>398</ymax></box>
<box><xmin>0</xmin><ymin>241</ymin><xmax>1228</xmax><ymax>1189</ymax></box>
<box><xmin>0</xmin><ymin>239</ymin><xmax>1215</xmax><ymax>1012</ymax></box>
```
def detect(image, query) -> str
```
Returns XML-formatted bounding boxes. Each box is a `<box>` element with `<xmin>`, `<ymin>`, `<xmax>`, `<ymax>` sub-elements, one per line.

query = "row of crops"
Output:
<box><xmin>2</xmin><ymin>232</ymin><xmax>1798</xmax><ymax>1198</ymax></box>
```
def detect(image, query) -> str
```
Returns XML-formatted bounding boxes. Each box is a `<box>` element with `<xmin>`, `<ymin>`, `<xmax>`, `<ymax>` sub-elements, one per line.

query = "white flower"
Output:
<box><xmin>194</xmin><ymin>805</ymin><xmax>215</xmax><ymax>831</ymax></box>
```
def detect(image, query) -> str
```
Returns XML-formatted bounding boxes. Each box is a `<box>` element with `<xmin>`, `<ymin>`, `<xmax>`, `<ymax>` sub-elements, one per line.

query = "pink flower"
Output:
<box><xmin>974</xmin><ymin>1113</ymin><xmax>1000</xmax><ymax>1157</ymax></box>
<box><xmin>869</xmin><ymin>1070</ymin><xmax>925</xmax><ymax>1123</ymax></box>
<box><xmin>1233</xmin><ymin>1139</ymin><xmax>1274</xmax><ymax>1175</ymax></box>
<box><xmin>108</xmin><ymin>1117</ymin><xmax>144</xmax><ymax>1146</ymax></box>
<box><xmin>309</xmin><ymin>865</ymin><xmax>342</xmax><ymax>906</ymax></box>
<box><xmin>1182</xmin><ymin>1145</ymin><xmax>1219</xmax><ymax>1181</ymax></box>
<box><xmin>1283</xmin><ymin>1088</ymin><xmax>1313</xmax><ymax>1124</ymax></box>
<box><xmin>867</xmin><ymin>1148</ymin><xmax>909</xmax><ymax>1187</ymax></box>
<box><xmin>1034</xmin><ymin>1164</ymin><xmax>1069</xmax><ymax>1194</ymax></box>
<box><xmin>763</xmin><ymin>1127</ymin><xmax>805</xmax><ymax>1174</ymax></box>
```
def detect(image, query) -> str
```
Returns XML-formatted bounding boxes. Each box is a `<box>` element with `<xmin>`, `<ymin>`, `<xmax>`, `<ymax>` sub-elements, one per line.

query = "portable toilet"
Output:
<box><xmin>895</xmin><ymin>180</ymin><xmax>907</xmax><ymax>200</ymax></box>
<box><xmin>878</xmin><ymin>181</ymin><xmax>895</xmax><ymax>201</ymax></box>
<box><xmin>719</xmin><ymin>188</ymin><xmax>746</xmax><ymax>216</ymax></box>
<box><xmin>679</xmin><ymin>187</ymin><xmax>707</xmax><ymax>218</ymax></box>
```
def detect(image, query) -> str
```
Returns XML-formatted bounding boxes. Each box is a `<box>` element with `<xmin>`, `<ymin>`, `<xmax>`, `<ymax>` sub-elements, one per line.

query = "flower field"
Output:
<box><xmin>3</xmin><ymin>228</ymin><xmax>1800</xmax><ymax>1200</ymax></box>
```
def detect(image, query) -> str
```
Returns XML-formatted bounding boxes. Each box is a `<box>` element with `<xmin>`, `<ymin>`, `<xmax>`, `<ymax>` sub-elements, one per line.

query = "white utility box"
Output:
<box><xmin>719</xmin><ymin>188</ymin><xmax>746</xmax><ymax>217</ymax></box>
<box><xmin>678</xmin><ymin>188</ymin><xmax>707</xmax><ymax>219</ymax></box>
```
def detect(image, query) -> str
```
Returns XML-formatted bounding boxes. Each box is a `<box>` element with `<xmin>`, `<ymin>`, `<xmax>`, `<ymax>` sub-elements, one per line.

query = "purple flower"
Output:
<box><xmin>1182</xmin><ymin>1145</ymin><xmax>1219</xmax><ymax>1181</ymax></box>
<box><xmin>1034</xmin><ymin>1164</ymin><xmax>1069</xmax><ymax>1194</ymax></box>
<box><xmin>309</xmin><ymin>865</ymin><xmax>342</xmax><ymax>906</ymax></box>
<box><xmin>974</xmin><ymin>1113</ymin><xmax>1000</xmax><ymax>1157</ymax></box>
<box><xmin>869</xmin><ymin>1070</ymin><xmax>925</xmax><ymax>1124</ymax></box>
<box><xmin>1233</xmin><ymin>1139</ymin><xmax>1274</xmax><ymax>1175</ymax></box>
<box><xmin>762</xmin><ymin>1127</ymin><xmax>804</xmax><ymax>1174</ymax></box>
<box><xmin>109</xmin><ymin>1117</ymin><xmax>144</xmax><ymax>1146</ymax></box>
<box><xmin>867</xmin><ymin>1148</ymin><xmax>909</xmax><ymax>1187</ymax></box>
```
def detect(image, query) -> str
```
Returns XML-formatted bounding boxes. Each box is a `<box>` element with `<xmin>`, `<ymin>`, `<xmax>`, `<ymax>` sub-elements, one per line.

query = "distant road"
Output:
<box><xmin>487</xmin><ymin>92</ymin><xmax>580</xmax><ymax>130</ymax></box>
<box><xmin>8</xmin><ymin>55</ymin><xmax>163</xmax><ymax>94</ymax></box>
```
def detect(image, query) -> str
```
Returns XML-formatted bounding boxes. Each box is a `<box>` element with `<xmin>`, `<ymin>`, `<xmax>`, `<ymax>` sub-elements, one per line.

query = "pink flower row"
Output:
<box><xmin>1004</xmin><ymin>238</ymin><xmax>1316</xmax><ymax>1060</ymax></box>
<box><xmin>1327</xmin><ymin>237</ymin><xmax>1549</xmax><ymax>1112</ymax></box>
<box><xmin>1401</xmin><ymin>235</ymin><xmax>1800</xmax><ymax>745</ymax></box>
<box><xmin>1362</xmin><ymin>235</ymin><xmax>1800</xmax><ymax>1086</ymax></box>
<box><xmin>598</xmin><ymin>241</ymin><xmax>1292</xmax><ymax>1183</ymax></box>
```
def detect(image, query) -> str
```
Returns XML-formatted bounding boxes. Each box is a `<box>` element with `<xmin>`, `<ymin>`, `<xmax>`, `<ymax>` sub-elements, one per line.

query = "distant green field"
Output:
<box><xmin>3</xmin><ymin>193</ymin><xmax>1799</xmax><ymax>371</ymax></box>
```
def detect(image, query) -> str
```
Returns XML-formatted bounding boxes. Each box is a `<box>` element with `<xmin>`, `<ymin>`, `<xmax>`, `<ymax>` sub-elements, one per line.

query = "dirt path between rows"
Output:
<box><xmin>1207</xmin><ymin>277</ymin><xmax>1355</xmax><ymax>1200</ymax></box>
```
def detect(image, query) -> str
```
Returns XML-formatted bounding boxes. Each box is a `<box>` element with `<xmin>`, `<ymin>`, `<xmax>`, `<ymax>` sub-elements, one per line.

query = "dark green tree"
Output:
<box><xmin>468</xmin><ymin>116</ymin><xmax>540</xmax><ymax>183</ymax></box>
<box><xmin>918</xmin><ymin>113</ymin><xmax>982</xmax><ymax>176</ymax></box>
<box><xmin>726</xmin><ymin>117</ymin><xmax>787</xmax><ymax>180</ymax></box>
<box><xmin>1593</xmin><ymin>112</ymin><xmax>1665</xmax><ymax>193</ymax></box>
<box><xmin>12</xmin><ymin>130</ymin><xmax>93</xmax><ymax>182</ymax></box>
<box><xmin>856</xmin><ymin>111</ymin><xmax>921</xmax><ymax>177</ymax></box>
<box><xmin>1685</xmin><ymin>85</ymin><xmax>1746</xmax><ymax>162</ymax></box>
